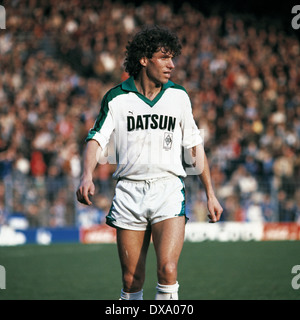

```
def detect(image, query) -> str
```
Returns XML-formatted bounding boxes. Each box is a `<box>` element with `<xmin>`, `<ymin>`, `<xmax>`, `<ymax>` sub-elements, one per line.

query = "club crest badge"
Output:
<box><xmin>163</xmin><ymin>132</ymin><xmax>173</xmax><ymax>150</ymax></box>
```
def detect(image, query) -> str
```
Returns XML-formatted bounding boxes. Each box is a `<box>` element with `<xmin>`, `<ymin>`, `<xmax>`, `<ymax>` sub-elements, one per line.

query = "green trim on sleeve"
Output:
<box><xmin>85</xmin><ymin>83</ymin><xmax>128</xmax><ymax>142</ymax></box>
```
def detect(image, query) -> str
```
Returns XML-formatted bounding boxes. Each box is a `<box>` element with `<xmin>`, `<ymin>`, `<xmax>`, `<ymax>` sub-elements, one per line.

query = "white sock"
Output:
<box><xmin>155</xmin><ymin>281</ymin><xmax>179</xmax><ymax>300</ymax></box>
<box><xmin>120</xmin><ymin>289</ymin><xmax>143</xmax><ymax>300</ymax></box>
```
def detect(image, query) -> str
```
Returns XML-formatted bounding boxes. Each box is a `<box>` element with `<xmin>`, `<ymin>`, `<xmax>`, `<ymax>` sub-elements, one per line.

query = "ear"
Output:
<box><xmin>139</xmin><ymin>56</ymin><xmax>148</xmax><ymax>67</ymax></box>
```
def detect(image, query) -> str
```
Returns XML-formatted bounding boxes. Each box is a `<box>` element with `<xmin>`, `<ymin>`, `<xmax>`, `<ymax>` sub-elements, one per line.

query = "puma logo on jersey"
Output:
<box><xmin>127</xmin><ymin>114</ymin><xmax>176</xmax><ymax>132</ymax></box>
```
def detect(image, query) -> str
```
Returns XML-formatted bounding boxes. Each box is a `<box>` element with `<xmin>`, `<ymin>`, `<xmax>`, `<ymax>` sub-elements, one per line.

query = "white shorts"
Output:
<box><xmin>106</xmin><ymin>176</ymin><xmax>187</xmax><ymax>231</ymax></box>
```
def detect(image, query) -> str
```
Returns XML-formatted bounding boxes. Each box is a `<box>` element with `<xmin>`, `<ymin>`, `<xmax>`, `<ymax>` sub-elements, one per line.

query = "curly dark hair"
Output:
<box><xmin>124</xmin><ymin>25</ymin><xmax>182</xmax><ymax>78</ymax></box>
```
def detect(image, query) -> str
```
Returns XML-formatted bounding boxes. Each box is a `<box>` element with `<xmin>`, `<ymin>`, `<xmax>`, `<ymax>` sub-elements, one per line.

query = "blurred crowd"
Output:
<box><xmin>0</xmin><ymin>0</ymin><xmax>299</xmax><ymax>228</ymax></box>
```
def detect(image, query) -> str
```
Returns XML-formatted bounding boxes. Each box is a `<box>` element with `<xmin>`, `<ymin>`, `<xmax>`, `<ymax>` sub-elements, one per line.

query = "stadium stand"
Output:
<box><xmin>0</xmin><ymin>0</ymin><xmax>299</xmax><ymax>228</ymax></box>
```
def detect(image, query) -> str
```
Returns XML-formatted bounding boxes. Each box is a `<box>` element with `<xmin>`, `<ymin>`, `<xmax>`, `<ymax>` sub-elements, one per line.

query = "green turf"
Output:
<box><xmin>0</xmin><ymin>241</ymin><xmax>299</xmax><ymax>300</ymax></box>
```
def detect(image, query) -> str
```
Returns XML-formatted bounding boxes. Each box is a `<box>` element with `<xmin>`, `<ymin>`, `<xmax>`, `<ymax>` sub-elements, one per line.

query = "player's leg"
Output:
<box><xmin>151</xmin><ymin>216</ymin><xmax>185</xmax><ymax>300</ymax></box>
<box><xmin>117</xmin><ymin>228</ymin><xmax>151</xmax><ymax>300</ymax></box>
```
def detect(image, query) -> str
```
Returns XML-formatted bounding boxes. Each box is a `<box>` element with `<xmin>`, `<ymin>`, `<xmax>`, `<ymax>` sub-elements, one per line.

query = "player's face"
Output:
<box><xmin>145</xmin><ymin>48</ymin><xmax>175</xmax><ymax>85</ymax></box>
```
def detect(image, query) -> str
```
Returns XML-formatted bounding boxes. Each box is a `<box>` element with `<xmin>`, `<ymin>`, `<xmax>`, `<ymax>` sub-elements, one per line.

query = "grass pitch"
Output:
<box><xmin>0</xmin><ymin>241</ymin><xmax>299</xmax><ymax>300</ymax></box>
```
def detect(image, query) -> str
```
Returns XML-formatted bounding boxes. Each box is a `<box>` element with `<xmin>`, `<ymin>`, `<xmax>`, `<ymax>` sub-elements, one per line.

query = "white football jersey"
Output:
<box><xmin>86</xmin><ymin>77</ymin><xmax>203</xmax><ymax>180</ymax></box>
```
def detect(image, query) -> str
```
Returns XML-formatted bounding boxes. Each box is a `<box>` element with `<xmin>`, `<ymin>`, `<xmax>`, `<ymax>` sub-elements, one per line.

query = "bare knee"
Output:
<box><xmin>123</xmin><ymin>271</ymin><xmax>144</xmax><ymax>293</ymax></box>
<box><xmin>157</xmin><ymin>261</ymin><xmax>177</xmax><ymax>284</ymax></box>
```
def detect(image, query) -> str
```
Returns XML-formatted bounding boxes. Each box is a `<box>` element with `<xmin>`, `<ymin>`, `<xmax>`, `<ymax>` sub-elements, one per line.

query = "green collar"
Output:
<box><xmin>121</xmin><ymin>76</ymin><xmax>174</xmax><ymax>107</ymax></box>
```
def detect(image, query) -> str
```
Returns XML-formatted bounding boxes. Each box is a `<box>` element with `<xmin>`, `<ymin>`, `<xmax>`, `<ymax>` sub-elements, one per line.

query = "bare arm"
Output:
<box><xmin>190</xmin><ymin>144</ymin><xmax>223</xmax><ymax>223</ymax></box>
<box><xmin>76</xmin><ymin>140</ymin><xmax>102</xmax><ymax>205</ymax></box>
